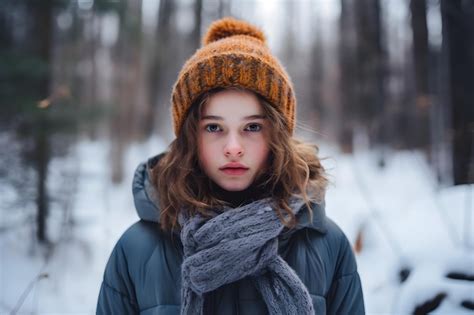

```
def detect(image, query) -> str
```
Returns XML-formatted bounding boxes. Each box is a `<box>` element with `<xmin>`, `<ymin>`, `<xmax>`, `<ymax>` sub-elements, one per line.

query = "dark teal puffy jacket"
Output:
<box><xmin>97</xmin><ymin>156</ymin><xmax>365</xmax><ymax>314</ymax></box>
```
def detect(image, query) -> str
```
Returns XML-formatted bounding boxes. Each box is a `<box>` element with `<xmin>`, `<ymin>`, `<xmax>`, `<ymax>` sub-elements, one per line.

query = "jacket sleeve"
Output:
<box><xmin>326</xmin><ymin>231</ymin><xmax>365</xmax><ymax>315</ymax></box>
<box><xmin>96</xmin><ymin>239</ymin><xmax>139</xmax><ymax>314</ymax></box>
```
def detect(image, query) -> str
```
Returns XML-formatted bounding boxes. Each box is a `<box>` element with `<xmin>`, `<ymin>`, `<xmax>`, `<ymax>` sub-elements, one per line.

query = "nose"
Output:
<box><xmin>224</xmin><ymin>133</ymin><xmax>244</xmax><ymax>158</ymax></box>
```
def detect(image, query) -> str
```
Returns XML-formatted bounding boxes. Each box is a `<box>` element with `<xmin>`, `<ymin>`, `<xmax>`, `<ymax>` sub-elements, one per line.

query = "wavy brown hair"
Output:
<box><xmin>152</xmin><ymin>87</ymin><xmax>328</xmax><ymax>233</ymax></box>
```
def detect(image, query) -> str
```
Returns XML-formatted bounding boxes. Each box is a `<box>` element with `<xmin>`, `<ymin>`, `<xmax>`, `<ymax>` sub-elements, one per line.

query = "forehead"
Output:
<box><xmin>201</xmin><ymin>90</ymin><xmax>264</xmax><ymax>117</ymax></box>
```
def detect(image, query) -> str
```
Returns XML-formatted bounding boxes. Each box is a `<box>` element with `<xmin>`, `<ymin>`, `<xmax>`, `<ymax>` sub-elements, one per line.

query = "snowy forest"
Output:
<box><xmin>0</xmin><ymin>0</ymin><xmax>473</xmax><ymax>314</ymax></box>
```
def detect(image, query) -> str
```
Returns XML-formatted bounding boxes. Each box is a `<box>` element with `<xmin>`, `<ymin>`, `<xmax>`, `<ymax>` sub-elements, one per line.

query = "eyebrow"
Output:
<box><xmin>201</xmin><ymin>114</ymin><xmax>266</xmax><ymax>120</ymax></box>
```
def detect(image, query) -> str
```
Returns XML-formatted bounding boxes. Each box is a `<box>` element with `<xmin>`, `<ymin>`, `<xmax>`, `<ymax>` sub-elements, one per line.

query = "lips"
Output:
<box><xmin>219</xmin><ymin>162</ymin><xmax>249</xmax><ymax>175</ymax></box>
<box><xmin>220</xmin><ymin>168</ymin><xmax>248</xmax><ymax>175</ymax></box>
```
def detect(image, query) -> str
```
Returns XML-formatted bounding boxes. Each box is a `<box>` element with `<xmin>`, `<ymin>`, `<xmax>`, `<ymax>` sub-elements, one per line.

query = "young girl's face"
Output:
<box><xmin>198</xmin><ymin>89</ymin><xmax>270</xmax><ymax>192</ymax></box>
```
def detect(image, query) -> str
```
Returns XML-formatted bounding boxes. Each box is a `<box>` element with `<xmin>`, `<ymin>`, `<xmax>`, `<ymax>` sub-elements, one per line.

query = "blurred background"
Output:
<box><xmin>0</xmin><ymin>0</ymin><xmax>473</xmax><ymax>314</ymax></box>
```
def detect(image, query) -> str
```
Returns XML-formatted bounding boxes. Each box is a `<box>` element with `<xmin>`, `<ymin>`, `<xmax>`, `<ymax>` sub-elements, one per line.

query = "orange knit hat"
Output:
<box><xmin>170</xmin><ymin>17</ymin><xmax>297</xmax><ymax>136</ymax></box>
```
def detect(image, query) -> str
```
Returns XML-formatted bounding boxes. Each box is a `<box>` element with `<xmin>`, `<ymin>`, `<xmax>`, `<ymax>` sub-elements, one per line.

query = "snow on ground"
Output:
<box><xmin>323</xmin><ymin>147</ymin><xmax>474</xmax><ymax>314</ymax></box>
<box><xmin>1</xmin><ymin>138</ymin><xmax>473</xmax><ymax>314</ymax></box>
<box><xmin>1</xmin><ymin>136</ymin><xmax>166</xmax><ymax>314</ymax></box>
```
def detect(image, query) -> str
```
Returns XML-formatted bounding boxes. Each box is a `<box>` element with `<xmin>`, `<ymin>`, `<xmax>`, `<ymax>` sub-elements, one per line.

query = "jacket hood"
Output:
<box><xmin>132</xmin><ymin>154</ymin><xmax>327</xmax><ymax>234</ymax></box>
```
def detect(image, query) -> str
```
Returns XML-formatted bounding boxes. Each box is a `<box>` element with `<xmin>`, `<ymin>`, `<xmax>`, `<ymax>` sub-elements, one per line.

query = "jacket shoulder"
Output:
<box><xmin>322</xmin><ymin>218</ymin><xmax>365</xmax><ymax>314</ymax></box>
<box><xmin>320</xmin><ymin>217</ymin><xmax>358</xmax><ymax>278</ymax></box>
<box><xmin>303</xmin><ymin>217</ymin><xmax>364</xmax><ymax>313</ymax></box>
<box><xmin>294</xmin><ymin>216</ymin><xmax>358</xmax><ymax>291</ymax></box>
<box><xmin>108</xmin><ymin>220</ymin><xmax>182</xmax><ymax>277</ymax></box>
<box><xmin>102</xmin><ymin>221</ymin><xmax>162</xmax><ymax>289</ymax></box>
<box><xmin>99</xmin><ymin>221</ymin><xmax>183</xmax><ymax>310</ymax></box>
<box><xmin>97</xmin><ymin>220</ymin><xmax>182</xmax><ymax>314</ymax></box>
<box><xmin>115</xmin><ymin>220</ymin><xmax>166</xmax><ymax>256</ymax></box>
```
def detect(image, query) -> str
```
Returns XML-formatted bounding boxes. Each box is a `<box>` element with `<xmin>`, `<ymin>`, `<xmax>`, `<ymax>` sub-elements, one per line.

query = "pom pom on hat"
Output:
<box><xmin>202</xmin><ymin>17</ymin><xmax>267</xmax><ymax>46</ymax></box>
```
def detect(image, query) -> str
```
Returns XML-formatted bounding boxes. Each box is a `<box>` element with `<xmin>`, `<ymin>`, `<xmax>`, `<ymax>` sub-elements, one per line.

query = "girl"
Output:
<box><xmin>97</xmin><ymin>17</ymin><xmax>365</xmax><ymax>314</ymax></box>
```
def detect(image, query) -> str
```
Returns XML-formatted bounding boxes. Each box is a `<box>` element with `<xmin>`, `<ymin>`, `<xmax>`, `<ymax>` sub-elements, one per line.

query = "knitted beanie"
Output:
<box><xmin>170</xmin><ymin>17</ymin><xmax>296</xmax><ymax>136</ymax></box>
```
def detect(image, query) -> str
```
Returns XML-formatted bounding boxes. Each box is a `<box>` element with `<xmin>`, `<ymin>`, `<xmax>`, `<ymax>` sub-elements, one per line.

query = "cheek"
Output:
<box><xmin>259</xmin><ymin>146</ymin><xmax>270</xmax><ymax>165</ymax></box>
<box><xmin>198</xmin><ymin>136</ymin><xmax>216</xmax><ymax>170</ymax></box>
<box><xmin>252</xmin><ymin>137</ymin><xmax>270</xmax><ymax>164</ymax></box>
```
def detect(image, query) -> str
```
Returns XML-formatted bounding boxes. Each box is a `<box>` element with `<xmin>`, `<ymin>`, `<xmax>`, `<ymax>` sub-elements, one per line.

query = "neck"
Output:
<box><xmin>210</xmin><ymin>181</ymin><xmax>270</xmax><ymax>208</ymax></box>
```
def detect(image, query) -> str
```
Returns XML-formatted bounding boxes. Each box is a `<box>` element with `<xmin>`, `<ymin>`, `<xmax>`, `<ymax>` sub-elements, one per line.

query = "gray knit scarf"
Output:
<box><xmin>178</xmin><ymin>197</ymin><xmax>315</xmax><ymax>315</ymax></box>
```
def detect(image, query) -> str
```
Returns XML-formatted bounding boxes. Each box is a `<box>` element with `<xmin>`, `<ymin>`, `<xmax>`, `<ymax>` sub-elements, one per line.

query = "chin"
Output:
<box><xmin>216</xmin><ymin>180</ymin><xmax>251</xmax><ymax>192</ymax></box>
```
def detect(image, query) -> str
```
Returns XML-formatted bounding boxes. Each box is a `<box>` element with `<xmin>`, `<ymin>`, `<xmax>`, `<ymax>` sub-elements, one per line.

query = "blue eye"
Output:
<box><xmin>205</xmin><ymin>124</ymin><xmax>222</xmax><ymax>132</ymax></box>
<box><xmin>245</xmin><ymin>123</ymin><xmax>262</xmax><ymax>132</ymax></box>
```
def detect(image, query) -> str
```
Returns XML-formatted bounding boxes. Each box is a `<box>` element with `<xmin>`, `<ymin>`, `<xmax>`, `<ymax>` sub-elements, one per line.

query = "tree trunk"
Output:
<box><xmin>440</xmin><ymin>0</ymin><xmax>474</xmax><ymax>184</ymax></box>
<box><xmin>354</xmin><ymin>0</ymin><xmax>385</xmax><ymax>150</ymax></box>
<box><xmin>338</xmin><ymin>0</ymin><xmax>356</xmax><ymax>153</ymax></box>
<box><xmin>192</xmin><ymin>0</ymin><xmax>203</xmax><ymax>48</ymax></box>
<box><xmin>29</xmin><ymin>1</ymin><xmax>53</xmax><ymax>242</ymax></box>
<box><xmin>36</xmin><ymin>119</ymin><xmax>49</xmax><ymax>242</ymax></box>
<box><xmin>148</xmin><ymin>0</ymin><xmax>175</xmax><ymax>138</ymax></box>
<box><xmin>218</xmin><ymin>0</ymin><xmax>230</xmax><ymax>18</ymax></box>
<box><xmin>410</xmin><ymin>0</ymin><xmax>431</xmax><ymax>151</ymax></box>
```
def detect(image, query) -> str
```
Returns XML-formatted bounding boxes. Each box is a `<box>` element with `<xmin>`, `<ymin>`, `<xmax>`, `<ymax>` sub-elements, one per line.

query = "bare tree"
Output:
<box><xmin>354</xmin><ymin>0</ymin><xmax>386</xmax><ymax>151</ymax></box>
<box><xmin>148</xmin><ymin>0</ymin><xmax>177</xmax><ymax>139</ymax></box>
<box><xmin>192</xmin><ymin>0</ymin><xmax>203</xmax><ymax>48</ymax></box>
<box><xmin>440</xmin><ymin>0</ymin><xmax>474</xmax><ymax>184</ymax></box>
<box><xmin>339</xmin><ymin>0</ymin><xmax>357</xmax><ymax>152</ymax></box>
<box><xmin>109</xmin><ymin>1</ymin><xmax>144</xmax><ymax>183</ymax></box>
<box><xmin>218</xmin><ymin>0</ymin><xmax>231</xmax><ymax>18</ymax></box>
<box><xmin>410</xmin><ymin>0</ymin><xmax>430</xmax><ymax>151</ymax></box>
<box><xmin>28</xmin><ymin>1</ymin><xmax>54</xmax><ymax>242</ymax></box>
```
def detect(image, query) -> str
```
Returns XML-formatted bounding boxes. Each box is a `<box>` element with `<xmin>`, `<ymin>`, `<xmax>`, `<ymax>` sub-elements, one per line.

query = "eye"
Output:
<box><xmin>205</xmin><ymin>124</ymin><xmax>222</xmax><ymax>133</ymax></box>
<box><xmin>245</xmin><ymin>123</ymin><xmax>262</xmax><ymax>132</ymax></box>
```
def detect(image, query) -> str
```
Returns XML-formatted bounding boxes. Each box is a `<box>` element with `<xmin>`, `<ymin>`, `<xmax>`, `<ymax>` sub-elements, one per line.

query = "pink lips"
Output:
<box><xmin>219</xmin><ymin>162</ymin><xmax>249</xmax><ymax>176</ymax></box>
